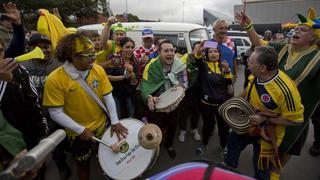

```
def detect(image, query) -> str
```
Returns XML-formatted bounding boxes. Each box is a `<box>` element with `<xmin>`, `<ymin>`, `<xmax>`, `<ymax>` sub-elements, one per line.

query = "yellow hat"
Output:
<box><xmin>110</xmin><ymin>23</ymin><xmax>127</xmax><ymax>33</ymax></box>
<box><xmin>282</xmin><ymin>8</ymin><xmax>320</xmax><ymax>39</ymax></box>
<box><xmin>75</xmin><ymin>37</ymin><xmax>94</xmax><ymax>54</ymax></box>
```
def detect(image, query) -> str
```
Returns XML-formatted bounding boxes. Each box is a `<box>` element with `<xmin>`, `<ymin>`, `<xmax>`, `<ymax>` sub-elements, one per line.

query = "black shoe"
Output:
<box><xmin>166</xmin><ymin>147</ymin><xmax>176</xmax><ymax>159</ymax></box>
<box><xmin>56</xmin><ymin>161</ymin><xmax>71</xmax><ymax>180</ymax></box>
<box><xmin>309</xmin><ymin>143</ymin><xmax>320</xmax><ymax>156</ymax></box>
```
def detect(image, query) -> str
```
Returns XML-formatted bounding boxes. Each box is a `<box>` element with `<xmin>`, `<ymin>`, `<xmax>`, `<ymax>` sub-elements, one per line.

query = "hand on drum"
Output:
<box><xmin>111</xmin><ymin>122</ymin><xmax>128</xmax><ymax>140</ymax></box>
<box><xmin>147</xmin><ymin>95</ymin><xmax>160</xmax><ymax>111</ymax></box>
<box><xmin>80</xmin><ymin>128</ymin><xmax>94</xmax><ymax>140</ymax></box>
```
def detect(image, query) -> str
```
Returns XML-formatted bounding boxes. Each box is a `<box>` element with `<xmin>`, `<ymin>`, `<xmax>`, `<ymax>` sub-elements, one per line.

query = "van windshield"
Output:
<box><xmin>154</xmin><ymin>34</ymin><xmax>188</xmax><ymax>55</ymax></box>
<box><xmin>189</xmin><ymin>29</ymin><xmax>209</xmax><ymax>48</ymax></box>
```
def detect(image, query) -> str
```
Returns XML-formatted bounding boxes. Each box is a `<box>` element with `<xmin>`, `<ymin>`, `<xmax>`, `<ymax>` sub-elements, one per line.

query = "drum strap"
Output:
<box><xmin>246</xmin><ymin>77</ymin><xmax>257</xmax><ymax>102</ymax></box>
<box><xmin>76</xmin><ymin>78</ymin><xmax>110</xmax><ymax>117</ymax></box>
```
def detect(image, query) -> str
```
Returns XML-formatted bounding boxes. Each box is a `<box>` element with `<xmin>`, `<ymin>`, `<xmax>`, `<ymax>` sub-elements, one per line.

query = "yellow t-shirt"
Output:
<box><xmin>95</xmin><ymin>40</ymin><xmax>122</xmax><ymax>63</ymax></box>
<box><xmin>246</xmin><ymin>70</ymin><xmax>304</xmax><ymax>144</ymax></box>
<box><xmin>43</xmin><ymin>64</ymin><xmax>113</xmax><ymax>136</ymax></box>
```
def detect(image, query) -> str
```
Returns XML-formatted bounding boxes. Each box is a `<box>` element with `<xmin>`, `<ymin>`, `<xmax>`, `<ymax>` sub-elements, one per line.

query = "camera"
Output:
<box><xmin>109</xmin><ymin>54</ymin><xmax>122</xmax><ymax>67</ymax></box>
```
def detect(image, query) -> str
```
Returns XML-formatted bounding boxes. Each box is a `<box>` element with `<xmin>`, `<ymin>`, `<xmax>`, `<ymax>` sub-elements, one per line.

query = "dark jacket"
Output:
<box><xmin>0</xmin><ymin>23</ymin><xmax>48</xmax><ymax>150</ymax></box>
<box><xmin>196</xmin><ymin>59</ymin><xmax>232</xmax><ymax>105</ymax></box>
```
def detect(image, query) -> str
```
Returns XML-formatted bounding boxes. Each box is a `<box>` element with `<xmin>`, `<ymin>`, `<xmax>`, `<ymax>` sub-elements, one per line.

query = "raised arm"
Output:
<box><xmin>235</xmin><ymin>12</ymin><xmax>262</xmax><ymax>47</ymax></box>
<box><xmin>100</xmin><ymin>16</ymin><xmax>117</xmax><ymax>50</ymax></box>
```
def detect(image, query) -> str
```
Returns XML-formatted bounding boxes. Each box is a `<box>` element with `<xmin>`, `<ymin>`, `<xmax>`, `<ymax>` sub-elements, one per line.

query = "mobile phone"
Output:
<box><xmin>203</xmin><ymin>41</ymin><xmax>218</xmax><ymax>49</ymax></box>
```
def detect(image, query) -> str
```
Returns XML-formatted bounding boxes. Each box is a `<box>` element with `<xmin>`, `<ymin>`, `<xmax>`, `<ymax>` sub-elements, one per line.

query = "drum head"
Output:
<box><xmin>155</xmin><ymin>86</ymin><xmax>184</xmax><ymax>111</ymax></box>
<box><xmin>98</xmin><ymin>118</ymin><xmax>155</xmax><ymax>180</ymax></box>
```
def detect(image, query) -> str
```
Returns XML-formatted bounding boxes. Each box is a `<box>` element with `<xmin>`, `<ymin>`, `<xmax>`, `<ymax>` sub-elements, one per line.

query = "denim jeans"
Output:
<box><xmin>113</xmin><ymin>95</ymin><xmax>135</xmax><ymax>118</ymax></box>
<box><xmin>224</xmin><ymin>131</ymin><xmax>271</xmax><ymax>180</ymax></box>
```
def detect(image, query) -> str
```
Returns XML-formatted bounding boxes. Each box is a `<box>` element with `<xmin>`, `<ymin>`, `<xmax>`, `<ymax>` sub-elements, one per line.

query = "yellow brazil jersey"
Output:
<box><xmin>43</xmin><ymin>64</ymin><xmax>113</xmax><ymax>136</ymax></box>
<box><xmin>246</xmin><ymin>70</ymin><xmax>304</xmax><ymax>144</ymax></box>
<box><xmin>207</xmin><ymin>61</ymin><xmax>233</xmax><ymax>79</ymax></box>
<box><xmin>95</xmin><ymin>40</ymin><xmax>122</xmax><ymax>63</ymax></box>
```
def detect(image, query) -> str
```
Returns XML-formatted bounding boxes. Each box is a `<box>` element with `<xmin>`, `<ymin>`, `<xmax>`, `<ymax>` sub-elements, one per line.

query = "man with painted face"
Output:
<box><xmin>228</xmin><ymin>8</ymin><xmax>320</xmax><ymax>177</ymax></box>
<box><xmin>43</xmin><ymin>32</ymin><xmax>128</xmax><ymax>180</ymax></box>
<box><xmin>96</xmin><ymin>16</ymin><xmax>126</xmax><ymax>69</ymax></box>
<box><xmin>140</xmin><ymin>40</ymin><xmax>188</xmax><ymax>159</ymax></box>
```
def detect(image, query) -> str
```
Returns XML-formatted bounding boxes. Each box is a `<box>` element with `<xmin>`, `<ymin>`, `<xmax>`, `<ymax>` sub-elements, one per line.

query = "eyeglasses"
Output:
<box><xmin>78</xmin><ymin>52</ymin><xmax>96</xmax><ymax>59</ymax></box>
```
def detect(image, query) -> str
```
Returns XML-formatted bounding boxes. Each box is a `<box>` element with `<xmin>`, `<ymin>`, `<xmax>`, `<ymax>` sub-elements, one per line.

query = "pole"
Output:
<box><xmin>182</xmin><ymin>1</ymin><xmax>185</xmax><ymax>22</ymax></box>
<box><xmin>126</xmin><ymin>0</ymin><xmax>128</xmax><ymax>15</ymax></box>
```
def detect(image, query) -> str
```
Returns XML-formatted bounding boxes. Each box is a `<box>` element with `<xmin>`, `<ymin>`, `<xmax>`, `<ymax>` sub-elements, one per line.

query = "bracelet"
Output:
<box><xmin>244</xmin><ymin>23</ymin><xmax>253</xmax><ymax>31</ymax></box>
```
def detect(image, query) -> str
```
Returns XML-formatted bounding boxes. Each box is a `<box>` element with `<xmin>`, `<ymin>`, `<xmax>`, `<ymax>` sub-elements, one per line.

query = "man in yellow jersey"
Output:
<box><xmin>96</xmin><ymin>16</ymin><xmax>126</xmax><ymax>69</ymax></box>
<box><xmin>224</xmin><ymin>46</ymin><xmax>304</xmax><ymax>180</ymax></box>
<box><xmin>43</xmin><ymin>32</ymin><xmax>128</xmax><ymax>180</ymax></box>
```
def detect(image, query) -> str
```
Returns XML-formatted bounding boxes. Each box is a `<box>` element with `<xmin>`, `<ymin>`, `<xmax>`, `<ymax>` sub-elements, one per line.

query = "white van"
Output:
<box><xmin>77</xmin><ymin>22</ymin><xmax>209</xmax><ymax>54</ymax></box>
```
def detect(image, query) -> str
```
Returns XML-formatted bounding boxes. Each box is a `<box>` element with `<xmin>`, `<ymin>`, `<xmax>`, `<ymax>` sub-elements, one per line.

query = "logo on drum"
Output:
<box><xmin>119</xmin><ymin>141</ymin><xmax>129</xmax><ymax>153</ymax></box>
<box><xmin>92</xmin><ymin>80</ymin><xmax>99</xmax><ymax>88</ymax></box>
<box><xmin>261</xmin><ymin>94</ymin><xmax>271</xmax><ymax>103</ymax></box>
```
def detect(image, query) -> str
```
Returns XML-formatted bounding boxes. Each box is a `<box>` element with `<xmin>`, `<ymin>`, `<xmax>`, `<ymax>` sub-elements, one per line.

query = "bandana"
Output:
<box><xmin>75</xmin><ymin>37</ymin><xmax>94</xmax><ymax>54</ymax></box>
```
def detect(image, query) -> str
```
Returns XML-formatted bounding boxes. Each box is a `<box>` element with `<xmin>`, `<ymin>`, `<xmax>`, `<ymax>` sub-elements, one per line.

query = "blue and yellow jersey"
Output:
<box><xmin>246</xmin><ymin>70</ymin><xmax>304</xmax><ymax>144</ymax></box>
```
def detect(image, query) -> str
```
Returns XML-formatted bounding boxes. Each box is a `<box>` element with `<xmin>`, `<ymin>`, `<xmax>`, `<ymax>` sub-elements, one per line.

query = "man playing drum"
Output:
<box><xmin>43</xmin><ymin>32</ymin><xmax>128</xmax><ymax>180</ymax></box>
<box><xmin>140</xmin><ymin>40</ymin><xmax>188</xmax><ymax>159</ymax></box>
<box><xmin>224</xmin><ymin>46</ymin><xmax>304</xmax><ymax>180</ymax></box>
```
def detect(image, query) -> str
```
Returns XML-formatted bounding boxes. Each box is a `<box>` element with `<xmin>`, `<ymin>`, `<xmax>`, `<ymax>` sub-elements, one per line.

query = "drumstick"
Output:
<box><xmin>92</xmin><ymin>136</ymin><xmax>121</xmax><ymax>153</ymax></box>
<box><xmin>92</xmin><ymin>136</ymin><xmax>112</xmax><ymax>149</ymax></box>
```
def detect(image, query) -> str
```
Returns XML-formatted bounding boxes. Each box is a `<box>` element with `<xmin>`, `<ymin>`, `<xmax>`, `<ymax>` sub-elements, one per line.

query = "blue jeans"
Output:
<box><xmin>224</xmin><ymin>131</ymin><xmax>271</xmax><ymax>180</ymax></box>
<box><xmin>113</xmin><ymin>95</ymin><xmax>135</xmax><ymax>118</ymax></box>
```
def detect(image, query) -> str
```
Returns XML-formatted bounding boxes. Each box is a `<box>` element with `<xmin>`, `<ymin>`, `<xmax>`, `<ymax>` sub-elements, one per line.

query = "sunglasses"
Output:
<box><xmin>78</xmin><ymin>52</ymin><xmax>96</xmax><ymax>59</ymax></box>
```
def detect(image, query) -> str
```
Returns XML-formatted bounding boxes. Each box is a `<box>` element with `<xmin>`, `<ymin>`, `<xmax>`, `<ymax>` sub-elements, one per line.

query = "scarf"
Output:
<box><xmin>141</xmin><ymin>57</ymin><xmax>186</xmax><ymax>103</ymax></box>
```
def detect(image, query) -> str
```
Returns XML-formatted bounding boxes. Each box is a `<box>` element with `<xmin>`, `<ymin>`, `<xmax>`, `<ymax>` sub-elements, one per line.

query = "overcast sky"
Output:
<box><xmin>109</xmin><ymin>0</ymin><xmax>242</xmax><ymax>23</ymax></box>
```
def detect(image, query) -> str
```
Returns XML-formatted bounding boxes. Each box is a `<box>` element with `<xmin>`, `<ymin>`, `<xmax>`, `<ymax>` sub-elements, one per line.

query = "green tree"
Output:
<box><xmin>2</xmin><ymin>0</ymin><xmax>110</xmax><ymax>30</ymax></box>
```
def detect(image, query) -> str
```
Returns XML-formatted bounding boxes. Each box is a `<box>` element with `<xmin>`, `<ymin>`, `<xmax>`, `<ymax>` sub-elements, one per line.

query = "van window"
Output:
<box><xmin>243</xmin><ymin>39</ymin><xmax>251</xmax><ymax>46</ymax></box>
<box><xmin>153</xmin><ymin>34</ymin><xmax>187</xmax><ymax>55</ymax></box>
<box><xmin>233</xmin><ymin>38</ymin><xmax>244</xmax><ymax>46</ymax></box>
<box><xmin>177</xmin><ymin>33</ymin><xmax>187</xmax><ymax>55</ymax></box>
<box><xmin>227</xmin><ymin>32</ymin><xmax>248</xmax><ymax>37</ymax></box>
<box><xmin>189</xmin><ymin>29</ymin><xmax>209</xmax><ymax>48</ymax></box>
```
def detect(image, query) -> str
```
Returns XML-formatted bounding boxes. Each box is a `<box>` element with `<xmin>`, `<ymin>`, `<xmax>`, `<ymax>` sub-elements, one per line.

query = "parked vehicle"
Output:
<box><xmin>78</xmin><ymin>22</ymin><xmax>209</xmax><ymax>54</ymax></box>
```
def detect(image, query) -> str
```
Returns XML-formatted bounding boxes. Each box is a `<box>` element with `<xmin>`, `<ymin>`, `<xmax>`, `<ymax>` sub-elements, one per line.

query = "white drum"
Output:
<box><xmin>155</xmin><ymin>86</ymin><xmax>185</xmax><ymax>113</ymax></box>
<box><xmin>98</xmin><ymin>118</ymin><xmax>158</xmax><ymax>180</ymax></box>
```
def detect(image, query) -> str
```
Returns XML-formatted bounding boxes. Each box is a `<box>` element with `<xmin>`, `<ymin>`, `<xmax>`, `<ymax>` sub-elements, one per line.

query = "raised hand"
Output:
<box><xmin>235</xmin><ymin>12</ymin><xmax>251</xmax><ymax>27</ymax></box>
<box><xmin>2</xmin><ymin>2</ymin><xmax>21</xmax><ymax>25</ymax></box>
<box><xmin>107</xmin><ymin>16</ymin><xmax>117</xmax><ymax>26</ymax></box>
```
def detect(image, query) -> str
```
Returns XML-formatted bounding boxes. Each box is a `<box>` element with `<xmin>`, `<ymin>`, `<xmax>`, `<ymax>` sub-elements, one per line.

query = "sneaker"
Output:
<box><xmin>221</xmin><ymin>146</ymin><xmax>228</xmax><ymax>158</ymax></box>
<box><xmin>166</xmin><ymin>147</ymin><xmax>176</xmax><ymax>159</ymax></box>
<box><xmin>196</xmin><ymin>143</ymin><xmax>207</xmax><ymax>156</ymax></box>
<box><xmin>191</xmin><ymin>129</ymin><xmax>201</xmax><ymax>141</ymax></box>
<box><xmin>178</xmin><ymin>130</ymin><xmax>186</xmax><ymax>142</ymax></box>
<box><xmin>56</xmin><ymin>161</ymin><xmax>71</xmax><ymax>180</ymax></box>
<box><xmin>309</xmin><ymin>143</ymin><xmax>320</xmax><ymax>156</ymax></box>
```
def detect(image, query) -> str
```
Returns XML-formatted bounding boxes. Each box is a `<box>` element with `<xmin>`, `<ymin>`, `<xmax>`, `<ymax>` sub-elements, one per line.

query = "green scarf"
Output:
<box><xmin>0</xmin><ymin>111</ymin><xmax>26</xmax><ymax>158</ymax></box>
<box><xmin>141</xmin><ymin>57</ymin><xmax>186</xmax><ymax>103</ymax></box>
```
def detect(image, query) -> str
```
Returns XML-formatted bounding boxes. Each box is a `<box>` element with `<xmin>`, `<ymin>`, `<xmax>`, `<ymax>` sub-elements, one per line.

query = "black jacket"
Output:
<box><xmin>0</xmin><ymin>23</ymin><xmax>48</xmax><ymax>149</ymax></box>
<box><xmin>196</xmin><ymin>59</ymin><xmax>232</xmax><ymax>105</ymax></box>
<box><xmin>1</xmin><ymin>66</ymin><xmax>48</xmax><ymax>150</ymax></box>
